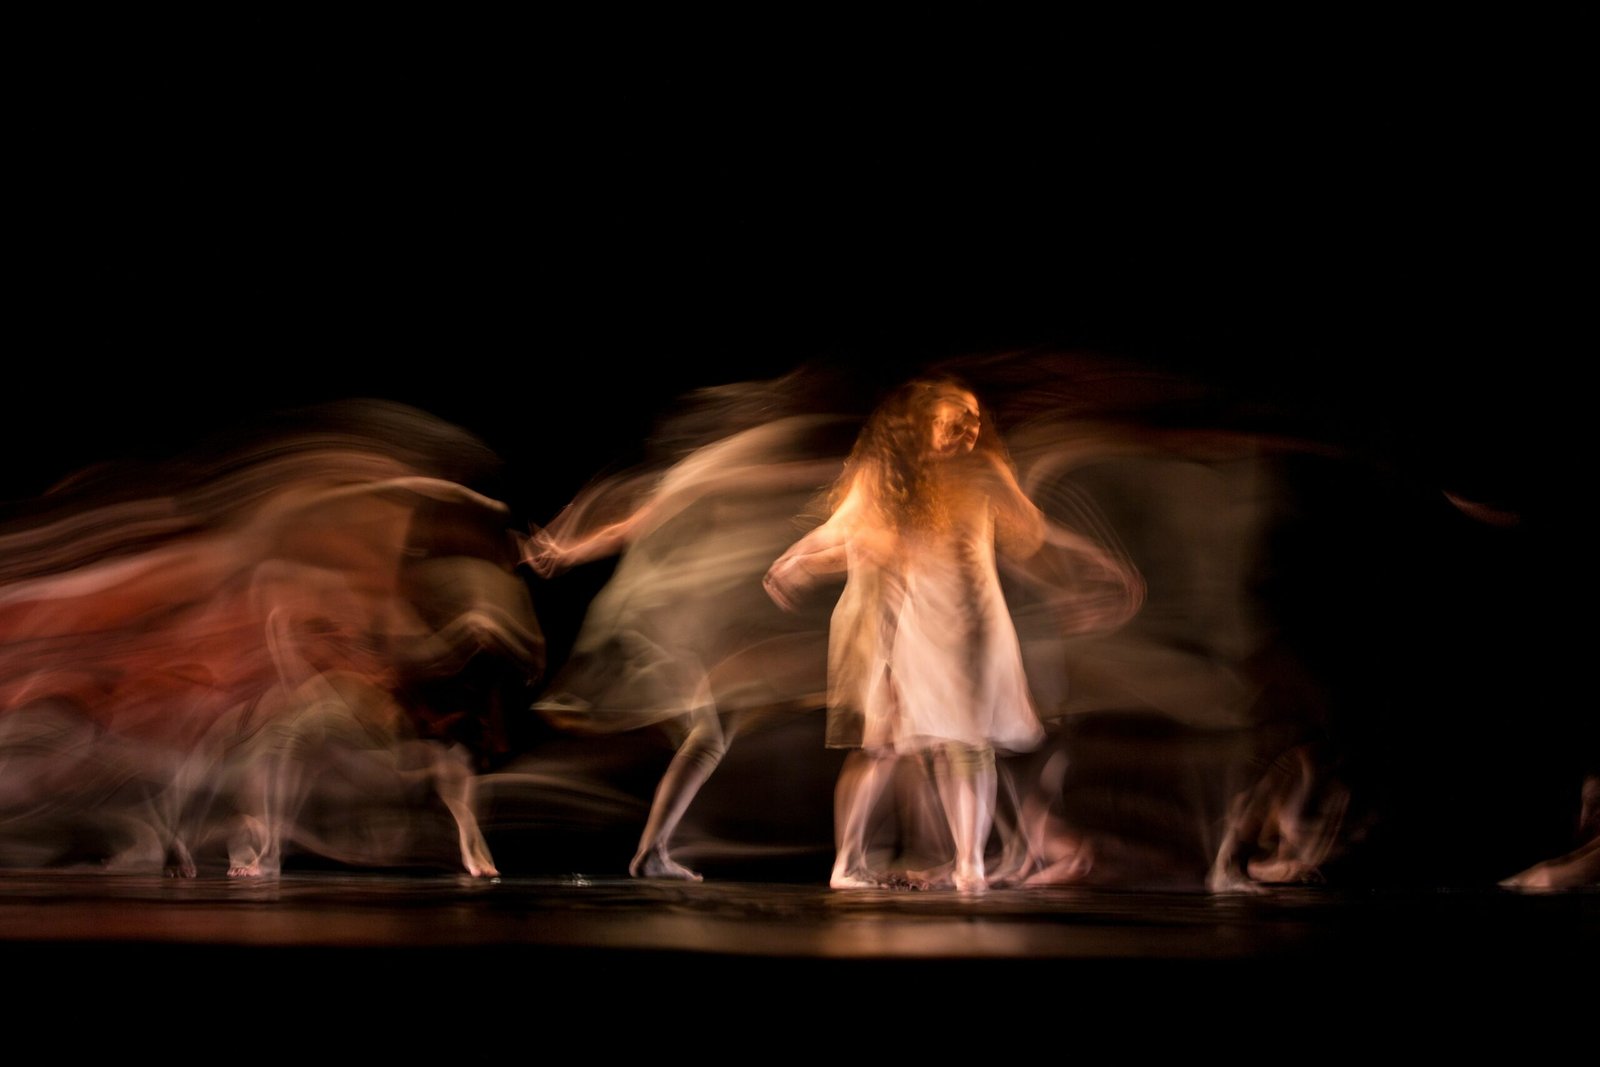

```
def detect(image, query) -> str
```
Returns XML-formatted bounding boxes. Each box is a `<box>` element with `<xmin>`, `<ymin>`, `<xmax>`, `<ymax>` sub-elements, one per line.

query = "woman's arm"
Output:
<box><xmin>986</xmin><ymin>451</ymin><xmax>1144</xmax><ymax>632</ymax></box>
<box><xmin>984</xmin><ymin>452</ymin><xmax>1048</xmax><ymax>561</ymax></box>
<box><xmin>763</xmin><ymin>482</ymin><xmax>862</xmax><ymax>611</ymax></box>
<box><xmin>521</xmin><ymin>473</ymin><xmax>659</xmax><ymax>577</ymax></box>
<box><xmin>521</xmin><ymin>512</ymin><xmax>642</xmax><ymax>576</ymax></box>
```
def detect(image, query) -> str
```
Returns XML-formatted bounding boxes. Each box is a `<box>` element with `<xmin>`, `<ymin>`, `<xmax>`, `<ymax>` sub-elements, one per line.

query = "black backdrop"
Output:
<box><xmin>9</xmin><ymin>16</ymin><xmax>1563</xmax><ymax>507</ymax></box>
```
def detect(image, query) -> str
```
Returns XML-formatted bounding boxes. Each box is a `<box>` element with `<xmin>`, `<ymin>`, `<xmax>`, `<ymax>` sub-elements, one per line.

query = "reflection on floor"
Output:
<box><xmin>4</xmin><ymin>870</ymin><xmax>1593</xmax><ymax>1045</ymax></box>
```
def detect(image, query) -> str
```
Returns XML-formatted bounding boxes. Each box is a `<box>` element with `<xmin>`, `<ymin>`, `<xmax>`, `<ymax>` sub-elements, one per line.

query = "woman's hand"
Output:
<box><xmin>519</xmin><ymin>527</ymin><xmax>571</xmax><ymax>578</ymax></box>
<box><xmin>763</xmin><ymin>556</ymin><xmax>807</xmax><ymax>612</ymax></box>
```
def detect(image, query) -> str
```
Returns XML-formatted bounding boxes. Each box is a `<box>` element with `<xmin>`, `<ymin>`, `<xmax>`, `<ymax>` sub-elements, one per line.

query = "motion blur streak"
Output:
<box><xmin>0</xmin><ymin>402</ymin><xmax>542</xmax><ymax>877</ymax></box>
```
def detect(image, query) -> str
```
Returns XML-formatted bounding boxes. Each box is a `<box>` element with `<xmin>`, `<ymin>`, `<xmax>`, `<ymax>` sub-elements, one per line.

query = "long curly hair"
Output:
<box><xmin>831</xmin><ymin>376</ymin><xmax>1013</xmax><ymax>531</ymax></box>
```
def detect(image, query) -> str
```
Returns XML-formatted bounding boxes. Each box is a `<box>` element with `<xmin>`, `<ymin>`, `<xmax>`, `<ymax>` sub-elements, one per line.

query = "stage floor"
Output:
<box><xmin>4</xmin><ymin>870</ymin><xmax>1593</xmax><ymax>1048</ymax></box>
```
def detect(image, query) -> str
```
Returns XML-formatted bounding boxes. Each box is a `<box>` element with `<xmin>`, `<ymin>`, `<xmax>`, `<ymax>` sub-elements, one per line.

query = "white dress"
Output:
<box><xmin>816</xmin><ymin>455</ymin><xmax>1046</xmax><ymax>755</ymax></box>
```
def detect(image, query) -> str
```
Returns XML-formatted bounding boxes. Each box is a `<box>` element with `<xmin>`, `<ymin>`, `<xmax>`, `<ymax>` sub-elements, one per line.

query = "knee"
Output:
<box><xmin>945</xmin><ymin>743</ymin><xmax>995</xmax><ymax>776</ymax></box>
<box><xmin>681</xmin><ymin>729</ymin><xmax>728</xmax><ymax>765</ymax></box>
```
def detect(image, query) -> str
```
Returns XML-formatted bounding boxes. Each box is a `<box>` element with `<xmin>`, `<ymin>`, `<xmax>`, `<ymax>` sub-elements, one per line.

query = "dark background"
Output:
<box><xmin>8</xmin><ymin>16</ymin><xmax>1567</xmax><ymax>511</ymax></box>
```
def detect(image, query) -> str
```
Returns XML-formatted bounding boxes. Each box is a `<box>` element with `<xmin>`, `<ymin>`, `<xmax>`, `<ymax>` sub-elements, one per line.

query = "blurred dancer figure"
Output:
<box><xmin>765</xmin><ymin>377</ymin><xmax>1141</xmax><ymax>892</ymax></box>
<box><xmin>525</xmin><ymin>380</ymin><xmax>848</xmax><ymax>880</ymax></box>
<box><xmin>0</xmin><ymin>402</ymin><xmax>540</xmax><ymax>878</ymax></box>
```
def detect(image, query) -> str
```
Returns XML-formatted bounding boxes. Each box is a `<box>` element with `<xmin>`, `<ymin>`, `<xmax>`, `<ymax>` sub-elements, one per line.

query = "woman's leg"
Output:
<box><xmin>630</xmin><ymin>705</ymin><xmax>726</xmax><ymax>880</ymax></box>
<box><xmin>831</xmin><ymin>749</ymin><xmax>898</xmax><ymax>888</ymax></box>
<box><xmin>934</xmin><ymin>743</ymin><xmax>996</xmax><ymax>892</ymax></box>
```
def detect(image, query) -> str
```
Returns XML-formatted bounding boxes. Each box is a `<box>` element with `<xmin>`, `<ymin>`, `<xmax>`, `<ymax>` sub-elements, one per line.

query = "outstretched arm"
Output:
<box><xmin>1021</xmin><ymin>521</ymin><xmax>1146</xmax><ymax>635</ymax></box>
<box><xmin>763</xmin><ymin>528</ymin><xmax>847</xmax><ymax>612</ymax></box>
<box><xmin>525</xmin><ymin>425</ymin><xmax>844</xmax><ymax>579</ymax></box>
<box><xmin>522</xmin><ymin>510</ymin><xmax>643</xmax><ymax>576</ymax></box>
<box><xmin>989</xmin><ymin>451</ymin><xmax>1145</xmax><ymax>633</ymax></box>
<box><xmin>763</xmin><ymin>483</ymin><xmax>861</xmax><ymax>612</ymax></box>
<box><xmin>520</xmin><ymin>470</ymin><xmax>660</xmax><ymax>577</ymax></box>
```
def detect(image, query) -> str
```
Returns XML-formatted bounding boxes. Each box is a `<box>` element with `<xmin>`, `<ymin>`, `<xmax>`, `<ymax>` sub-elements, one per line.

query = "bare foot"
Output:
<box><xmin>1247</xmin><ymin>856</ymin><xmax>1325</xmax><ymax>885</ymax></box>
<box><xmin>1207</xmin><ymin>864</ymin><xmax>1269</xmax><ymax>894</ymax></box>
<box><xmin>227</xmin><ymin>816</ymin><xmax>279</xmax><ymax>878</ymax></box>
<box><xmin>829</xmin><ymin>869</ymin><xmax>886</xmax><ymax>889</ymax></box>
<box><xmin>985</xmin><ymin>855</ymin><xmax>1038</xmax><ymax>888</ymax></box>
<box><xmin>882</xmin><ymin>874</ymin><xmax>935</xmax><ymax>890</ymax></box>
<box><xmin>1022</xmin><ymin>848</ymin><xmax>1094</xmax><ymax>887</ymax></box>
<box><xmin>164</xmin><ymin>842</ymin><xmax>198</xmax><ymax>879</ymax></box>
<box><xmin>1502</xmin><ymin>864</ymin><xmax>1560</xmax><ymax>890</ymax></box>
<box><xmin>903</xmin><ymin>862</ymin><xmax>953</xmax><ymax>890</ymax></box>
<box><xmin>952</xmin><ymin>852</ymin><xmax>988</xmax><ymax>893</ymax></box>
<box><xmin>458</xmin><ymin>833</ymin><xmax>499</xmax><ymax>878</ymax></box>
<box><xmin>227</xmin><ymin>860</ymin><xmax>280</xmax><ymax>878</ymax></box>
<box><xmin>1501</xmin><ymin>839</ymin><xmax>1600</xmax><ymax>891</ymax></box>
<box><xmin>463</xmin><ymin>854</ymin><xmax>499</xmax><ymax>879</ymax></box>
<box><xmin>630</xmin><ymin>848</ymin><xmax>703</xmax><ymax>881</ymax></box>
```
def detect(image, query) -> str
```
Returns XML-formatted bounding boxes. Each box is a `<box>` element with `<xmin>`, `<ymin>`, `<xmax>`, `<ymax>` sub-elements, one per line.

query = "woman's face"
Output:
<box><xmin>928</xmin><ymin>390</ymin><xmax>980</xmax><ymax>458</ymax></box>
